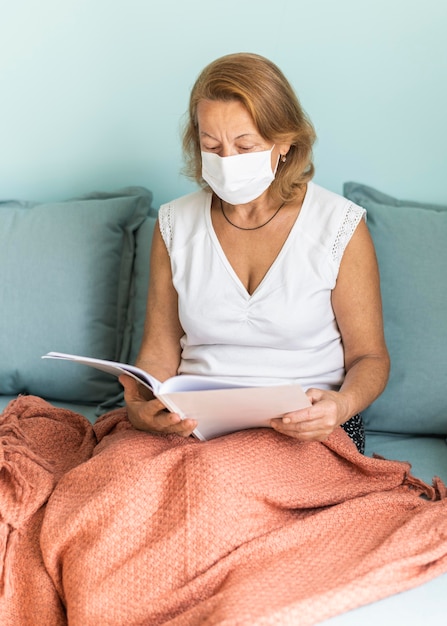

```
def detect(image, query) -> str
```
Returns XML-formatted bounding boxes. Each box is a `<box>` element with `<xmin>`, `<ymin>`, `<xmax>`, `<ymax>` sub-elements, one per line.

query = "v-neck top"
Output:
<box><xmin>159</xmin><ymin>182</ymin><xmax>365</xmax><ymax>390</ymax></box>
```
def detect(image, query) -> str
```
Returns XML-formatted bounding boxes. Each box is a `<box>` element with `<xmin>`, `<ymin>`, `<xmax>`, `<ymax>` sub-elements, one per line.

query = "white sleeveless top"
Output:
<box><xmin>159</xmin><ymin>182</ymin><xmax>365</xmax><ymax>391</ymax></box>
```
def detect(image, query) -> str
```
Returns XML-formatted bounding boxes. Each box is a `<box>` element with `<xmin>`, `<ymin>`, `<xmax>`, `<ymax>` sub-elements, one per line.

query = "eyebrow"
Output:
<box><xmin>199</xmin><ymin>131</ymin><xmax>258</xmax><ymax>140</ymax></box>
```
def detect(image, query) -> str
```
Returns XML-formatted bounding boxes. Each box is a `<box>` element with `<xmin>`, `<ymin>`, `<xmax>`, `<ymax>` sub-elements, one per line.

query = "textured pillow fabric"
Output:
<box><xmin>0</xmin><ymin>187</ymin><xmax>152</xmax><ymax>404</ymax></box>
<box><xmin>343</xmin><ymin>182</ymin><xmax>447</xmax><ymax>435</ymax></box>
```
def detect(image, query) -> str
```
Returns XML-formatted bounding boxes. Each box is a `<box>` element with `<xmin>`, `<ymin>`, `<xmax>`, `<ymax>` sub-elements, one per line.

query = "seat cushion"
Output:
<box><xmin>365</xmin><ymin>432</ymin><xmax>447</xmax><ymax>484</ymax></box>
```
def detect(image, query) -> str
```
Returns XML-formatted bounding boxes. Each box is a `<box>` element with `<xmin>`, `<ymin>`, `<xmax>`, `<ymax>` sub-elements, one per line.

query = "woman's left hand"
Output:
<box><xmin>270</xmin><ymin>388</ymin><xmax>350</xmax><ymax>442</ymax></box>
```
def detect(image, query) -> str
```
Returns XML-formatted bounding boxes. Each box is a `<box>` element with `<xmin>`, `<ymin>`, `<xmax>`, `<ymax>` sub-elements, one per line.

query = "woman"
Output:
<box><xmin>6</xmin><ymin>54</ymin><xmax>445</xmax><ymax>626</ymax></box>
<box><xmin>37</xmin><ymin>55</ymin><xmax>447</xmax><ymax>626</ymax></box>
<box><xmin>121</xmin><ymin>52</ymin><xmax>390</xmax><ymax>453</ymax></box>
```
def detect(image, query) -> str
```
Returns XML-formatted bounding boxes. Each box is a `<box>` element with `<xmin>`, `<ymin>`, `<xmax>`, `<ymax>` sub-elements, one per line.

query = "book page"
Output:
<box><xmin>158</xmin><ymin>374</ymin><xmax>258</xmax><ymax>393</ymax></box>
<box><xmin>42</xmin><ymin>352</ymin><xmax>161</xmax><ymax>392</ymax></box>
<box><xmin>162</xmin><ymin>384</ymin><xmax>310</xmax><ymax>440</ymax></box>
<box><xmin>42</xmin><ymin>352</ymin><xmax>274</xmax><ymax>394</ymax></box>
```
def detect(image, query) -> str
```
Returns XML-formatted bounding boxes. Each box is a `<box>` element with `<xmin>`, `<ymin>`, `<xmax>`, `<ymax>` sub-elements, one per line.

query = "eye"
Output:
<box><xmin>201</xmin><ymin>143</ymin><xmax>220</xmax><ymax>152</ymax></box>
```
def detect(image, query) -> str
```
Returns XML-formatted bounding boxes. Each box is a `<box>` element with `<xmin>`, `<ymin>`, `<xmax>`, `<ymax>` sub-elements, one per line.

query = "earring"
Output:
<box><xmin>281</xmin><ymin>154</ymin><xmax>287</xmax><ymax>163</ymax></box>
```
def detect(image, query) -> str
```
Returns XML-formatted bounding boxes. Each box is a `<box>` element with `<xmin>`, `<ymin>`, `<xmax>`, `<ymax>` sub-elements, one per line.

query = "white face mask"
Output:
<box><xmin>201</xmin><ymin>145</ymin><xmax>277</xmax><ymax>205</ymax></box>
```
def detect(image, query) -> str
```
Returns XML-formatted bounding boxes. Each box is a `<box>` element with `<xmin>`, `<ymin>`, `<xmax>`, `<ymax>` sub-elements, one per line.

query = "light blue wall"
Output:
<box><xmin>1</xmin><ymin>0</ymin><xmax>446</xmax><ymax>208</ymax></box>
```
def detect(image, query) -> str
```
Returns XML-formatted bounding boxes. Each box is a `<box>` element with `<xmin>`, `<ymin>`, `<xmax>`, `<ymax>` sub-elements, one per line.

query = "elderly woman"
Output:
<box><xmin>36</xmin><ymin>54</ymin><xmax>410</xmax><ymax>626</ymax></box>
<box><xmin>121</xmin><ymin>52</ymin><xmax>390</xmax><ymax>454</ymax></box>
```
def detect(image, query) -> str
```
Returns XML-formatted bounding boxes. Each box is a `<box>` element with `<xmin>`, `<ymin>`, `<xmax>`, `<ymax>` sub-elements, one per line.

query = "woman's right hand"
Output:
<box><xmin>119</xmin><ymin>375</ymin><xmax>197</xmax><ymax>437</ymax></box>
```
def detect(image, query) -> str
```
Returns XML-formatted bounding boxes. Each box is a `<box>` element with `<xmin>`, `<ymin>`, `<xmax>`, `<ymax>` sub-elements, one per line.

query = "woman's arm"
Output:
<box><xmin>272</xmin><ymin>218</ymin><xmax>390</xmax><ymax>441</ymax></box>
<box><xmin>135</xmin><ymin>223</ymin><xmax>184</xmax><ymax>381</ymax></box>
<box><xmin>120</xmin><ymin>223</ymin><xmax>197</xmax><ymax>436</ymax></box>
<box><xmin>329</xmin><ymin>217</ymin><xmax>390</xmax><ymax>417</ymax></box>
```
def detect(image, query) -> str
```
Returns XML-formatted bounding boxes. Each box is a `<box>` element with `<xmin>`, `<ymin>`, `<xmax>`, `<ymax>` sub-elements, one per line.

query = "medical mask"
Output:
<box><xmin>201</xmin><ymin>145</ymin><xmax>278</xmax><ymax>205</ymax></box>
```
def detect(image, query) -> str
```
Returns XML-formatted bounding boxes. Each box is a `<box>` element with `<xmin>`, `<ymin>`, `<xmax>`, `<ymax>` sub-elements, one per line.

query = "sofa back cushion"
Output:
<box><xmin>344</xmin><ymin>182</ymin><xmax>447</xmax><ymax>435</ymax></box>
<box><xmin>124</xmin><ymin>211</ymin><xmax>158</xmax><ymax>365</ymax></box>
<box><xmin>0</xmin><ymin>187</ymin><xmax>152</xmax><ymax>405</ymax></box>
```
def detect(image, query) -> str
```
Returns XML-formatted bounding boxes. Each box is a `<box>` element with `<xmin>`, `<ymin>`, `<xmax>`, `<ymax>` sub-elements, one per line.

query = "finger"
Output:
<box><xmin>119</xmin><ymin>375</ymin><xmax>144</xmax><ymax>398</ymax></box>
<box><xmin>119</xmin><ymin>375</ymin><xmax>155</xmax><ymax>403</ymax></box>
<box><xmin>168</xmin><ymin>418</ymin><xmax>198</xmax><ymax>437</ymax></box>
<box><xmin>277</xmin><ymin>405</ymin><xmax>322</xmax><ymax>427</ymax></box>
<box><xmin>118</xmin><ymin>373</ymin><xmax>136</xmax><ymax>391</ymax></box>
<box><xmin>151</xmin><ymin>407</ymin><xmax>198</xmax><ymax>433</ymax></box>
<box><xmin>305</xmin><ymin>387</ymin><xmax>325</xmax><ymax>404</ymax></box>
<box><xmin>152</xmin><ymin>412</ymin><xmax>197</xmax><ymax>437</ymax></box>
<box><xmin>281</xmin><ymin>410</ymin><xmax>312</xmax><ymax>425</ymax></box>
<box><xmin>153</xmin><ymin>408</ymin><xmax>183</xmax><ymax>428</ymax></box>
<box><xmin>271</xmin><ymin>413</ymin><xmax>331</xmax><ymax>433</ymax></box>
<box><xmin>270</xmin><ymin>420</ymin><xmax>330</xmax><ymax>441</ymax></box>
<box><xmin>271</xmin><ymin>416</ymin><xmax>319</xmax><ymax>432</ymax></box>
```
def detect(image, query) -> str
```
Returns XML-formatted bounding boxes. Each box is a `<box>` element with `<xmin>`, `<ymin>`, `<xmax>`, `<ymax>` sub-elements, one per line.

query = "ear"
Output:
<box><xmin>277</xmin><ymin>142</ymin><xmax>291</xmax><ymax>160</ymax></box>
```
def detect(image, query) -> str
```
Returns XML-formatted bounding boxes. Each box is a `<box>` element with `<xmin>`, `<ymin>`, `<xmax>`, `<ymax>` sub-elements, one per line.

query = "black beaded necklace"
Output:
<box><xmin>219</xmin><ymin>197</ymin><xmax>285</xmax><ymax>231</ymax></box>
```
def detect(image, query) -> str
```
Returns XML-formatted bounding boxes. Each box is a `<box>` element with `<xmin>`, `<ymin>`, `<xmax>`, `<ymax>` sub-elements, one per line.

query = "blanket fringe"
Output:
<box><xmin>404</xmin><ymin>473</ymin><xmax>437</xmax><ymax>500</ymax></box>
<box><xmin>433</xmin><ymin>476</ymin><xmax>447</xmax><ymax>500</ymax></box>
<box><xmin>374</xmin><ymin>451</ymin><xmax>447</xmax><ymax>501</ymax></box>
<box><xmin>404</xmin><ymin>471</ymin><xmax>447</xmax><ymax>501</ymax></box>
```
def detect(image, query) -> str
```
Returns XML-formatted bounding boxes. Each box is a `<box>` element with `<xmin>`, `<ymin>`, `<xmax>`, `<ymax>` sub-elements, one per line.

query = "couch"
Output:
<box><xmin>0</xmin><ymin>182</ymin><xmax>446</xmax><ymax>624</ymax></box>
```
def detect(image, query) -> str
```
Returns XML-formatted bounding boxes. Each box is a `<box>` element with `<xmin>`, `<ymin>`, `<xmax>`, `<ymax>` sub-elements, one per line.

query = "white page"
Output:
<box><xmin>164</xmin><ymin>384</ymin><xmax>310</xmax><ymax>440</ymax></box>
<box><xmin>42</xmin><ymin>351</ymin><xmax>162</xmax><ymax>392</ymax></box>
<box><xmin>42</xmin><ymin>352</ymin><xmax>258</xmax><ymax>393</ymax></box>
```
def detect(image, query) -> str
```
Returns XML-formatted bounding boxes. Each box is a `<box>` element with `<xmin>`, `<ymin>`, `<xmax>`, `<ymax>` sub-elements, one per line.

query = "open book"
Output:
<box><xmin>42</xmin><ymin>352</ymin><xmax>311</xmax><ymax>441</ymax></box>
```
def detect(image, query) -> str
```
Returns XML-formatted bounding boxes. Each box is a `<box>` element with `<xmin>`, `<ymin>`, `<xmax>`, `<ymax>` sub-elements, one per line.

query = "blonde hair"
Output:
<box><xmin>182</xmin><ymin>52</ymin><xmax>316</xmax><ymax>202</ymax></box>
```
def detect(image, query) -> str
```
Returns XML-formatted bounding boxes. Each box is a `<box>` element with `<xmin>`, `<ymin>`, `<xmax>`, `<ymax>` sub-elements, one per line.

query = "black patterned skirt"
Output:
<box><xmin>341</xmin><ymin>414</ymin><xmax>365</xmax><ymax>454</ymax></box>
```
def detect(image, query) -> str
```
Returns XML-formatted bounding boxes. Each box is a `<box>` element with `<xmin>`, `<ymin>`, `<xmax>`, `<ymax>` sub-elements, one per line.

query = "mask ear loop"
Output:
<box><xmin>272</xmin><ymin>145</ymin><xmax>289</xmax><ymax>175</ymax></box>
<box><xmin>271</xmin><ymin>145</ymin><xmax>282</xmax><ymax>175</ymax></box>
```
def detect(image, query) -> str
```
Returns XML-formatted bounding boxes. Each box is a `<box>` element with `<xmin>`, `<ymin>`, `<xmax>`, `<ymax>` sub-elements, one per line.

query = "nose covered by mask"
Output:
<box><xmin>201</xmin><ymin>145</ymin><xmax>278</xmax><ymax>205</ymax></box>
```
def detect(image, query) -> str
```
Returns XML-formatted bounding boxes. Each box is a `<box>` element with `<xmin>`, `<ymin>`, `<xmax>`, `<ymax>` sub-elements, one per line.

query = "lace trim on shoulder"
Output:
<box><xmin>158</xmin><ymin>203</ymin><xmax>173</xmax><ymax>255</ymax></box>
<box><xmin>332</xmin><ymin>203</ymin><xmax>366</xmax><ymax>265</ymax></box>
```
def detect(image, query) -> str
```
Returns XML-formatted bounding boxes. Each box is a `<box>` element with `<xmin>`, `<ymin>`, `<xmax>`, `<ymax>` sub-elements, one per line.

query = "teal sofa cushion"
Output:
<box><xmin>126</xmin><ymin>213</ymin><xmax>158</xmax><ymax>365</ymax></box>
<box><xmin>0</xmin><ymin>187</ymin><xmax>152</xmax><ymax>405</ymax></box>
<box><xmin>343</xmin><ymin>182</ymin><xmax>447</xmax><ymax>435</ymax></box>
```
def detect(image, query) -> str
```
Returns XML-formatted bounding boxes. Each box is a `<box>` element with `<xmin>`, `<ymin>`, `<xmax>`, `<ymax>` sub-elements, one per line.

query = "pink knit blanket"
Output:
<box><xmin>1</xmin><ymin>396</ymin><xmax>447</xmax><ymax>625</ymax></box>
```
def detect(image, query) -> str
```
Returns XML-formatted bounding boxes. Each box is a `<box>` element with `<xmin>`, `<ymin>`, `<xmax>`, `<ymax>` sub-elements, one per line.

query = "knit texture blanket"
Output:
<box><xmin>1</xmin><ymin>396</ymin><xmax>447</xmax><ymax>625</ymax></box>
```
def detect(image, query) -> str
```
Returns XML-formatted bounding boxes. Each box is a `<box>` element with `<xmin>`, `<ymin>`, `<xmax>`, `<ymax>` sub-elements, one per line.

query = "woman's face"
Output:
<box><xmin>196</xmin><ymin>99</ymin><xmax>288</xmax><ymax>171</ymax></box>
